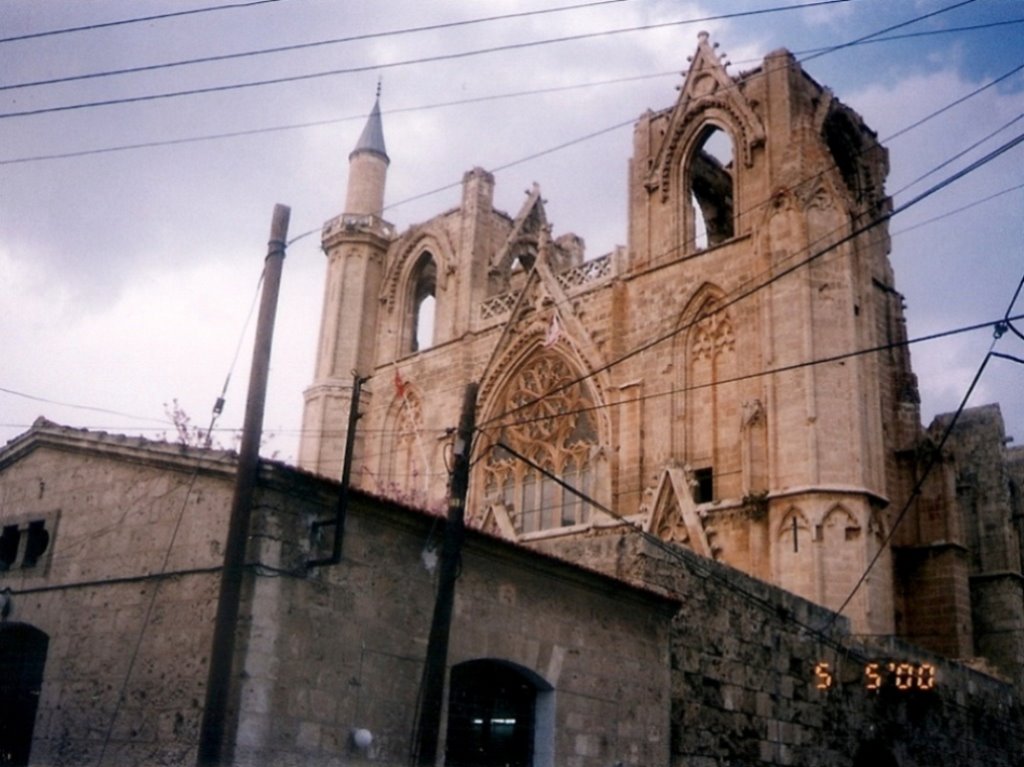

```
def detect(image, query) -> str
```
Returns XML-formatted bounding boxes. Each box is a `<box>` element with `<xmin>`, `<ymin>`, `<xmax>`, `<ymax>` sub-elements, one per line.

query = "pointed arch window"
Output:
<box><xmin>482</xmin><ymin>355</ymin><xmax>600</xmax><ymax>534</ymax></box>
<box><xmin>408</xmin><ymin>252</ymin><xmax>437</xmax><ymax>353</ymax></box>
<box><xmin>686</xmin><ymin>125</ymin><xmax>735</xmax><ymax>250</ymax></box>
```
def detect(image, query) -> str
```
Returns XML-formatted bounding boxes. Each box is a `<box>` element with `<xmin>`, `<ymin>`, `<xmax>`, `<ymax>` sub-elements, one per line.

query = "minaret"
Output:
<box><xmin>299</xmin><ymin>90</ymin><xmax>392</xmax><ymax>477</ymax></box>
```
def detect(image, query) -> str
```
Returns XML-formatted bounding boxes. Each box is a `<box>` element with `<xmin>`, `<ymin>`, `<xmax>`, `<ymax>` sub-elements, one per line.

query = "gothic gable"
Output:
<box><xmin>488</xmin><ymin>184</ymin><xmax>548</xmax><ymax>294</ymax></box>
<box><xmin>478</xmin><ymin>228</ymin><xmax>609</xmax><ymax>412</ymax></box>
<box><xmin>647</xmin><ymin>32</ymin><xmax>765</xmax><ymax>203</ymax></box>
<box><xmin>644</xmin><ymin>466</ymin><xmax>713</xmax><ymax>558</ymax></box>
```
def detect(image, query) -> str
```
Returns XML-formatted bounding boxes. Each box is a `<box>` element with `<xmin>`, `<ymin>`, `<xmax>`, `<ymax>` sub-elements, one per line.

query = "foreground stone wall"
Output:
<box><xmin>232</xmin><ymin>493</ymin><xmax>676</xmax><ymax>767</ymax></box>
<box><xmin>3</xmin><ymin>423</ymin><xmax>1021</xmax><ymax>766</ymax></box>
<box><xmin>1</xmin><ymin>425</ymin><xmax>676</xmax><ymax>767</ymax></box>
<box><xmin>0</xmin><ymin>434</ymin><xmax>235</xmax><ymax>766</ymax></box>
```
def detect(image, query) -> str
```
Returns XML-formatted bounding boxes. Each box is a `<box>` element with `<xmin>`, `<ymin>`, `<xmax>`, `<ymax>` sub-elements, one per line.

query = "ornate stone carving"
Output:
<box><xmin>479</xmin><ymin>354</ymin><xmax>599</xmax><ymax>533</ymax></box>
<box><xmin>692</xmin><ymin>311</ymin><xmax>735</xmax><ymax>361</ymax></box>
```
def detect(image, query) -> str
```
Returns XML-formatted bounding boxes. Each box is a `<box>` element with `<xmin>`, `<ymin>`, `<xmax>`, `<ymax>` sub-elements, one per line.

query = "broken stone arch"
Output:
<box><xmin>381</xmin><ymin>231</ymin><xmax>454</xmax><ymax>355</ymax></box>
<box><xmin>658</xmin><ymin>100</ymin><xmax>761</xmax><ymax>202</ymax></box>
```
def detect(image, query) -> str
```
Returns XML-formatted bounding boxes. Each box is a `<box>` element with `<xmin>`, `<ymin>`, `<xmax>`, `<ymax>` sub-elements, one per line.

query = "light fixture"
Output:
<box><xmin>351</xmin><ymin>728</ymin><xmax>373</xmax><ymax>751</ymax></box>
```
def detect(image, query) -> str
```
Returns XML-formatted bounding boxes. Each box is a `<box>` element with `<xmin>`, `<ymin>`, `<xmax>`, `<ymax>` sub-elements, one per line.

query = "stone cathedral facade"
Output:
<box><xmin>299</xmin><ymin>36</ymin><xmax>1024</xmax><ymax>681</ymax></box>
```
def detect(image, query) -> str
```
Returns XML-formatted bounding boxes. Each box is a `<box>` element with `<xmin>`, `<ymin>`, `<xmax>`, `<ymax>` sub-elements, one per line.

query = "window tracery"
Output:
<box><xmin>482</xmin><ymin>355</ymin><xmax>600</xmax><ymax>534</ymax></box>
<box><xmin>692</xmin><ymin>309</ymin><xmax>735</xmax><ymax>361</ymax></box>
<box><xmin>381</xmin><ymin>389</ymin><xmax>432</xmax><ymax>508</ymax></box>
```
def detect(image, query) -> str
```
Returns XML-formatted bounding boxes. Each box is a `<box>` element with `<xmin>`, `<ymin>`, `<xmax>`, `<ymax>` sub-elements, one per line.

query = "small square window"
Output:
<box><xmin>0</xmin><ymin>512</ymin><xmax>58</xmax><ymax>573</ymax></box>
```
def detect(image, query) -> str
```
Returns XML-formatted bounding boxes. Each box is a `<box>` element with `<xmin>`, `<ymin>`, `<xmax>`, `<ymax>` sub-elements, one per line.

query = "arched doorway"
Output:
<box><xmin>0</xmin><ymin>622</ymin><xmax>49</xmax><ymax>766</ymax></box>
<box><xmin>445</xmin><ymin>659</ymin><xmax>553</xmax><ymax>767</ymax></box>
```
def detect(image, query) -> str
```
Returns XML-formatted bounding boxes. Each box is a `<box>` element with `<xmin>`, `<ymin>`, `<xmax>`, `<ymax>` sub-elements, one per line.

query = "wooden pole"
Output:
<box><xmin>411</xmin><ymin>382</ymin><xmax>478</xmax><ymax>766</ymax></box>
<box><xmin>197</xmin><ymin>204</ymin><xmax>290</xmax><ymax>766</ymax></box>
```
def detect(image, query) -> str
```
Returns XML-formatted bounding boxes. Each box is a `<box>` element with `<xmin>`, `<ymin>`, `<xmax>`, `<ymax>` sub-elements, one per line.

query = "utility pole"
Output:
<box><xmin>197</xmin><ymin>204</ymin><xmax>290</xmax><ymax>767</ymax></box>
<box><xmin>307</xmin><ymin>372</ymin><xmax>366</xmax><ymax>567</ymax></box>
<box><xmin>411</xmin><ymin>382</ymin><xmax>478</xmax><ymax>767</ymax></box>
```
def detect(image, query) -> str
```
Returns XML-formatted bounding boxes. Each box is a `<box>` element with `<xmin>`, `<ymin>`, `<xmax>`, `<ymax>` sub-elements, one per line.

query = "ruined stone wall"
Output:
<box><xmin>530</xmin><ymin>529</ymin><xmax>1024</xmax><ymax>766</ymax></box>
<box><xmin>932</xmin><ymin>405</ymin><xmax>1024</xmax><ymax>690</ymax></box>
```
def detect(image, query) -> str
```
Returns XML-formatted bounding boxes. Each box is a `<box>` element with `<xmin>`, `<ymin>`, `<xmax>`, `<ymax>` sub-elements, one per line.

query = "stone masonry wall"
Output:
<box><xmin>0</xmin><ymin>437</ymin><xmax>235</xmax><ymax>766</ymax></box>
<box><xmin>231</xmin><ymin>492</ymin><xmax>675</xmax><ymax>767</ymax></box>
<box><xmin>531</xmin><ymin>527</ymin><xmax>1024</xmax><ymax>766</ymax></box>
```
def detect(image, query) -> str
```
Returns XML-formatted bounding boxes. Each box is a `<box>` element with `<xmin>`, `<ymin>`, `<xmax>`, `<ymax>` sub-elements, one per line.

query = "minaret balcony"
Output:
<box><xmin>322</xmin><ymin>213</ymin><xmax>396</xmax><ymax>243</ymax></box>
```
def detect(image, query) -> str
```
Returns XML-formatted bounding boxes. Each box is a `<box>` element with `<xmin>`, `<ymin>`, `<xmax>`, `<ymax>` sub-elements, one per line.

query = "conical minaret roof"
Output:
<box><xmin>350</xmin><ymin>93</ymin><xmax>388</xmax><ymax>164</ymax></box>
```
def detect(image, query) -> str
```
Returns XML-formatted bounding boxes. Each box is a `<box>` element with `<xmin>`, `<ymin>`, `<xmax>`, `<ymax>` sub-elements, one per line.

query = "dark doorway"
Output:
<box><xmin>445</xmin><ymin>660</ymin><xmax>545</xmax><ymax>767</ymax></box>
<box><xmin>0</xmin><ymin>622</ymin><xmax>49</xmax><ymax>766</ymax></box>
<box><xmin>853</xmin><ymin>741</ymin><xmax>899</xmax><ymax>767</ymax></box>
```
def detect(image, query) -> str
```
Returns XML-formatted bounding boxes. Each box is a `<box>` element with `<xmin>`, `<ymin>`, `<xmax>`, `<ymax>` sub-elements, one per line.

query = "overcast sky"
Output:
<box><xmin>2</xmin><ymin>0</ymin><xmax>1022</xmax><ymax>464</ymax></box>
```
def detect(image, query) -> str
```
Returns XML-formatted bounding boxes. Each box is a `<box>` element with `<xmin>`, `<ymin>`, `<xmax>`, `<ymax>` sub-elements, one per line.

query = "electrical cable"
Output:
<box><xmin>477</xmin><ymin>312</ymin><xmax>1024</xmax><ymax>434</ymax></box>
<box><xmin>6</xmin><ymin>2</ymin><xmax>1015</xmax><ymax>491</ymax></box>
<box><xmin>892</xmin><ymin>114</ymin><xmax>1024</xmax><ymax>200</ymax></box>
<box><xmin>0</xmin><ymin>0</ymin><xmax>287</xmax><ymax>44</ymax></box>
<box><xmin>890</xmin><ymin>181</ymin><xmax>1024</xmax><ymax>239</ymax></box>
<box><xmin>799</xmin><ymin>0</ymin><xmax>976</xmax><ymax>64</ymax></box>
<box><xmin>475</xmin><ymin>128</ymin><xmax>1024</xmax><ymax>431</ymax></box>
<box><xmin>490</xmin><ymin>439</ymin><xmax>866</xmax><ymax>654</ymax></box>
<box><xmin>7</xmin><ymin>309</ymin><xmax>1017</xmax><ymax>450</ymax></box>
<box><xmin>0</xmin><ymin>0</ymin><xmax>639</xmax><ymax>90</ymax></box>
<box><xmin>201</xmin><ymin>266</ymin><xmax>266</xmax><ymax>448</ymax></box>
<box><xmin>368</xmin><ymin>15</ymin><xmax>1022</xmax><ymax>239</ymax></box>
<box><xmin>885</xmin><ymin>64</ymin><xmax>1024</xmax><ymax>145</ymax></box>
<box><xmin>822</xmin><ymin>267</ymin><xmax>1024</xmax><ymax>630</ymax></box>
<box><xmin>6</xmin><ymin>122</ymin><xmax>1015</xmax><ymax>448</ymax></box>
<box><xmin>0</xmin><ymin>0</ymin><xmax>859</xmax><ymax>120</ymax></box>
<box><xmin>95</xmin><ymin>462</ymin><xmax>208</xmax><ymax>765</ymax></box>
<box><xmin>0</xmin><ymin>384</ymin><xmax>170</xmax><ymax>425</ymax></box>
<box><xmin>7</xmin><ymin>11</ymin><xmax>1022</xmax><ymax>167</ymax></box>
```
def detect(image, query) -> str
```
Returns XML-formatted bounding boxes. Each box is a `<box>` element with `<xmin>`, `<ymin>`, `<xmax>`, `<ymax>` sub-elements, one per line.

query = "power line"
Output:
<box><xmin>892</xmin><ymin>113</ymin><xmax>1024</xmax><ymax>199</ymax></box>
<box><xmin>4</xmin><ymin>10</ymin><xmax>1013</xmax><ymax>166</ymax></box>
<box><xmin>891</xmin><ymin>181</ymin><xmax>1024</xmax><ymax>238</ymax></box>
<box><xmin>0</xmin><ymin>384</ymin><xmax>169</xmax><ymax>425</ymax></box>
<box><xmin>0</xmin><ymin>0</ymin><xmax>638</xmax><ymax>91</ymax></box>
<box><xmin>475</xmin><ymin>128</ymin><xmax>1024</xmax><ymax>430</ymax></box>
<box><xmin>0</xmin><ymin>0</ymin><xmax>288</xmax><ymax>44</ymax></box>
<box><xmin>7</xmin><ymin>177</ymin><xmax>1014</xmax><ymax>445</ymax></box>
<box><xmin>377</xmin><ymin>40</ymin><xmax>1024</xmax><ymax>241</ymax></box>
<box><xmin>0</xmin><ymin>71</ymin><xmax>679</xmax><ymax>166</ymax></box>
<box><xmin>799</xmin><ymin>0</ymin><xmax>975</xmax><ymax>63</ymax></box>
<box><xmin>389</xmin><ymin>19</ymin><xmax>1023</xmax><ymax>256</ymax></box>
<box><xmin>0</xmin><ymin>0</ymin><xmax>855</xmax><ymax>120</ymax></box>
<box><xmin>791</xmin><ymin>16</ymin><xmax>1024</xmax><ymax>54</ymax></box>
<box><xmin>886</xmin><ymin>63</ymin><xmax>1024</xmax><ymax>145</ymax></box>
<box><xmin>479</xmin><ymin>312</ymin><xmax>1024</xmax><ymax>435</ymax></box>
<box><xmin>490</xmin><ymin>439</ymin><xmax>865</xmax><ymax>652</ymax></box>
<box><xmin>824</xmin><ymin>269</ymin><xmax>1024</xmax><ymax>630</ymax></box>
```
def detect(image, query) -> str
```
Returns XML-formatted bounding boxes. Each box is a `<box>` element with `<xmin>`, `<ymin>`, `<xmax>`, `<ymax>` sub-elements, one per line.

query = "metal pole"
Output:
<box><xmin>412</xmin><ymin>382</ymin><xmax>477</xmax><ymax>767</ymax></box>
<box><xmin>196</xmin><ymin>204</ymin><xmax>290</xmax><ymax>766</ymax></box>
